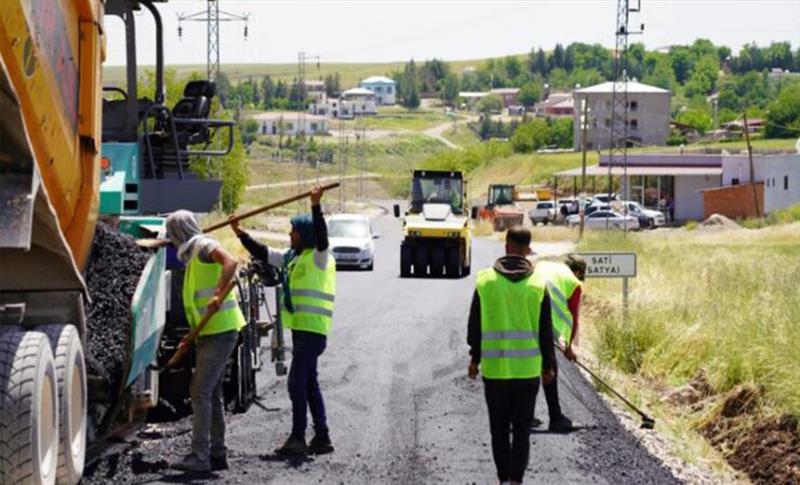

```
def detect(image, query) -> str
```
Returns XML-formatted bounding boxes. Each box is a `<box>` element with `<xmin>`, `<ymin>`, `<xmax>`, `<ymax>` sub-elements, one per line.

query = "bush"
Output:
<box><xmin>510</xmin><ymin>119</ymin><xmax>550</xmax><ymax>153</ymax></box>
<box><xmin>667</xmin><ymin>133</ymin><xmax>688</xmax><ymax>146</ymax></box>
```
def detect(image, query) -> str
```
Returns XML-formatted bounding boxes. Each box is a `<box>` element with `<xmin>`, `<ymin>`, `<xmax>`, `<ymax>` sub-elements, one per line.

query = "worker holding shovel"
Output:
<box><xmin>165</xmin><ymin>210</ymin><xmax>246</xmax><ymax>473</ymax></box>
<box><xmin>231</xmin><ymin>185</ymin><xmax>336</xmax><ymax>456</ymax></box>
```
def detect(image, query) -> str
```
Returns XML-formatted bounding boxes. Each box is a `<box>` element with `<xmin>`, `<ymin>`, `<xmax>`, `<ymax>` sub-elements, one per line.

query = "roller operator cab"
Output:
<box><xmin>479</xmin><ymin>184</ymin><xmax>525</xmax><ymax>231</ymax></box>
<box><xmin>393</xmin><ymin>170</ymin><xmax>473</xmax><ymax>278</ymax></box>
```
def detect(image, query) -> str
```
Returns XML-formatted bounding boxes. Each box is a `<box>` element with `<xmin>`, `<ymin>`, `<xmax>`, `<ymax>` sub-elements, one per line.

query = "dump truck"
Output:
<box><xmin>479</xmin><ymin>184</ymin><xmax>525</xmax><ymax>231</ymax></box>
<box><xmin>0</xmin><ymin>2</ymin><xmax>280</xmax><ymax>483</ymax></box>
<box><xmin>393</xmin><ymin>170</ymin><xmax>472</xmax><ymax>278</ymax></box>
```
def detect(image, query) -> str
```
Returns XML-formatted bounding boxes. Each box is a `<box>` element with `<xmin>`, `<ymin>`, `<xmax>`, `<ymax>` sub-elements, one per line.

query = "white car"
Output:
<box><xmin>590</xmin><ymin>193</ymin><xmax>620</xmax><ymax>206</ymax></box>
<box><xmin>568</xmin><ymin>210</ymin><xmax>640</xmax><ymax>230</ymax></box>
<box><xmin>328</xmin><ymin>214</ymin><xmax>378</xmax><ymax>270</ymax></box>
<box><xmin>529</xmin><ymin>201</ymin><xmax>557</xmax><ymax>225</ymax></box>
<box><xmin>619</xmin><ymin>201</ymin><xmax>666</xmax><ymax>228</ymax></box>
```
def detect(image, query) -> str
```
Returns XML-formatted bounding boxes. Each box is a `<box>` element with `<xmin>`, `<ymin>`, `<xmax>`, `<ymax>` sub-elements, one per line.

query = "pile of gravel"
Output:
<box><xmin>84</xmin><ymin>223</ymin><xmax>150</xmax><ymax>392</ymax></box>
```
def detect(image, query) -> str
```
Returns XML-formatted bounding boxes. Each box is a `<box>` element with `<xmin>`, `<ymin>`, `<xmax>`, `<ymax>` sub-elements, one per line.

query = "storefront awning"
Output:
<box><xmin>554</xmin><ymin>164</ymin><xmax>723</xmax><ymax>177</ymax></box>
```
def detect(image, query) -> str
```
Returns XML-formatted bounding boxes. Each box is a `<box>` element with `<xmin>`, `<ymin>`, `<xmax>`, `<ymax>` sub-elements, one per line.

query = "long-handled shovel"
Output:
<box><xmin>137</xmin><ymin>182</ymin><xmax>341</xmax><ymax>249</ymax></box>
<box><xmin>557</xmin><ymin>343</ymin><xmax>656</xmax><ymax>429</ymax></box>
<box><xmin>164</xmin><ymin>279</ymin><xmax>238</xmax><ymax>369</ymax></box>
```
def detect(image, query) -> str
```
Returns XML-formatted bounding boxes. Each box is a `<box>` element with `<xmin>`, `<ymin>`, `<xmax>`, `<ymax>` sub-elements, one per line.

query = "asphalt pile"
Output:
<box><xmin>84</xmin><ymin>223</ymin><xmax>150</xmax><ymax>392</ymax></box>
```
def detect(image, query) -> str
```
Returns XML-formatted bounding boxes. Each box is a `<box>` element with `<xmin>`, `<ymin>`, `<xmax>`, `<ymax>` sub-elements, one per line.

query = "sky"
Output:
<box><xmin>105</xmin><ymin>0</ymin><xmax>800</xmax><ymax>66</ymax></box>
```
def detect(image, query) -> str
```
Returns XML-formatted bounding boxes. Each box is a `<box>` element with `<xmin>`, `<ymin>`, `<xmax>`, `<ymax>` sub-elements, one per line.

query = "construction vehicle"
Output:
<box><xmin>479</xmin><ymin>184</ymin><xmax>525</xmax><ymax>231</ymax></box>
<box><xmin>513</xmin><ymin>184</ymin><xmax>553</xmax><ymax>202</ymax></box>
<box><xmin>393</xmin><ymin>170</ymin><xmax>472</xmax><ymax>278</ymax></box>
<box><xmin>0</xmin><ymin>2</ymin><xmax>280</xmax><ymax>483</ymax></box>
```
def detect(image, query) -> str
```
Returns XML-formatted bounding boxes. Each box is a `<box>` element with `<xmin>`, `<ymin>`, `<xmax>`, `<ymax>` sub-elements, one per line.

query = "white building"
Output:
<box><xmin>721</xmin><ymin>152</ymin><xmax>800</xmax><ymax>214</ymax></box>
<box><xmin>252</xmin><ymin>112</ymin><xmax>329</xmax><ymax>136</ymax></box>
<box><xmin>309</xmin><ymin>88</ymin><xmax>377</xmax><ymax>119</ymax></box>
<box><xmin>359</xmin><ymin>76</ymin><xmax>397</xmax><ymax>105</ymax></box>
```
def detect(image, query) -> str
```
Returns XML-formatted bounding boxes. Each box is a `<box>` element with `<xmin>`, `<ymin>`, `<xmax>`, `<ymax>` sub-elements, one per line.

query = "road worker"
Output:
<box><xmin>467</xmin><ymin>226</ymin><xmax>556</xmax><ymax>485</ymax></box>
<box><xmin>230</xmin><ymin>186</ymin><xmax>336</xmax><ymax>456</ymax></box>
<box><xmin>165</xmin><ymin>210</ymin><xmax>246</xmax><ymax>473</ymax></box>
<box><xmin>531</xmin><ymin>254</ymin><xmax>587</xmax><ymax>432</ymax></box>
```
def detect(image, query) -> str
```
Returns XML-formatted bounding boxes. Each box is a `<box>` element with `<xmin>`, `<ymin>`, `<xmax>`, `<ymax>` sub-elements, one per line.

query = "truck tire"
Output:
<box><xmin>446</xmin><ymin>247</ymin><xmax>460</xmax><ymax>278</ymax></box>
<box><xmin>40</xmin><ymin>325</ymin><xmax>86</xmax><ymax>485</ymax></box>
<box><xmin>430</xmin><ymin>248</ymin><xmax>445</xmax><ymax>278</ymax></box>
<box><xmin>0</xmin><ymin>330</ymin><xmax>59</xmax><ymax>485</ymax></box>
<box><xmin>400</xmin><ymin>245</ymin><xmax>412</xmax><ymax>278</ymax></box>
<box><xmin>413</xmin><ymin>247</ymin><xmax>428</xmax><ymax>277</ymax></box>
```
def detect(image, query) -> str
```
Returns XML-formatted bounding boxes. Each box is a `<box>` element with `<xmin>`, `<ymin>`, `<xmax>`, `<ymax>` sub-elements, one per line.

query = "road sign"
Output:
<box><xmin>580</xmin><ymin>252</ymin><xmax>636</xmax><ymax>278</ymax></box>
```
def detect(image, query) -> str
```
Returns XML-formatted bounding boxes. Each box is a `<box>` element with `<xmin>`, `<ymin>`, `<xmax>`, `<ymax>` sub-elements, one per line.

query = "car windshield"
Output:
<box><xmin>328</xmin><ymin>220</ymin><xmax>370</xmax><ymax>238</ymax></box>
<box><xmin>489</xmin><ymin>186</ymin><xmax>514</xmax><ymax>205</ymax></box>
<box><xmin>538</xmin><ymin>202</ymin><xmax>553</xmax><ymax>208</ymax></box>
<box><xmin>410</xmin><ymin>177</ymin><xmax>463</xmax><ymax>213</ymax></box>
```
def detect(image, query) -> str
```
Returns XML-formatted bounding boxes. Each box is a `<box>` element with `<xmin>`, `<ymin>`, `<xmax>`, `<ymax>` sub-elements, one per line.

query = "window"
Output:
<box><xmin>592</xmin><ymin>119</ymin><xmax>598</xmax><ymax>129</ymax></box>
<box><xmin>605</xmin><ymin>101</ymin><xmax>612</xmax><ymax>110</ymax></box>
<box><xmin>387</xmin><ymin>86</ymin><xmax>393</xmax><ymax>94</ymax></box>
<box><xmin>310</xmin><ymin>123</ymin><xmax>318</xmax><ymax>131</ymax></box>
<box><xmin>731</xmin><ymin>178</ymin><xmax>740</xmax><ymax>185</ymax></box>
<box><xmin>630</xmin><ymin>101</ymin><xmax>638</xmax><ymax>111</ymax></box>
<box><xmin>375</xmin><ymin>86</ymin><xmax>383</xmax><ymax>93</ymax></box>
<box><xmin>604</xmin><ymin>119</ymin><xmax>611</xmax><ymax>128</ymax></box>
<box><xmin>630</xmin><ymin>119</ymin><xmax>638</xmax><ymax>130</ymax></box>
<box><xmin>785</xmin><ymin>175</ymin><xmax>789</xmax><ymax>190</ymax></box>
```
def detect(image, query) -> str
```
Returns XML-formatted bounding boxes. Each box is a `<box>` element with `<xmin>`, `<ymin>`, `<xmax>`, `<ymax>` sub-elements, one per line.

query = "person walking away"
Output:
<box><xmin>166</xmin><ymin>210</ymin><xmax>246</xmax><ymax>473</ymax></box>
<box><xmin>230</xmin><ymin>186</ymin><xmax>336</xmax><ymax>456</ymax></box>
<box><xmin>531</xmin><ymin>254</ymin><xmax>587</xmax><ymax>432</ymax></box>
<box><xmin>467</xmin><ymin>226</ymin><xmax>556</xmax><ymax>485</ymax></box>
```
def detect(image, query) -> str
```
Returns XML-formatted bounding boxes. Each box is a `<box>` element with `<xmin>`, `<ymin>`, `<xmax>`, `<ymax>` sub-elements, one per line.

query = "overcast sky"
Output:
<box><xmin>105</xmin><ymin>1</ymin><xmax>800</xmax><ymax>66</ymax></box>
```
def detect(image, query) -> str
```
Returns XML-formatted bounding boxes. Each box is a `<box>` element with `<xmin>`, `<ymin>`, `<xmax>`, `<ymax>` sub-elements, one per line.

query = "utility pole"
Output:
<box><xmin>579</xmin><ymin>98</ymin><xmax>589</xmax><ymax>239</ymax></box>
<box><xmin>607</xmin><ymin>0</ymin><xmax>643</xmax><ymax>231</ymax></box>
<box><xmin>338</xmin><ymin>119</ymin><xmax>349</xmax><ymax>213</ymax></box>
<box><xmin>177</xmin><ymin>0</ymin><xmax>250</xmax><ymax>83</ymax></box>
<box><xmin>295</xmin><ymin>52</ymin><xmax>320</xmax><ymax>207</ymax></box>
<box><xmin>743</xmin><ymin>111</ymin><xmax>761</xmax><ymax>219</ymax></box>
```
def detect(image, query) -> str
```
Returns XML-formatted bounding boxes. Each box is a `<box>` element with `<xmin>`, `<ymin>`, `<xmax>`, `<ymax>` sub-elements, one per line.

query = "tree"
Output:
<box><xmin>765</xmin><ymin>83</ymin><xmax>800</xmax><ymax>138</ymax></box>
<box><xmin>676</xmin><ymin>108</ymin><xmax>713</xmax><ymax>135</ymax></box>
<box><xmin>477</xmin><ymin>95</ymin><xmax>503</xmax><ymax>114</ymax></box>
<box><xmin>441</xmin><ymin>74</ymin><xmax>460</xmax><ymax>106</ymax></box>
<box><xmin>563</xmin><ymin>43</ymin><xmax>576</xmax><ymax>71</ymax></box>
<box><xmin>510</xmin><ymin>119</ymin><xmax>550</xmax><ymax>153</ymax></box>
<box><xmin>261</xmin><ymin>75</ymin><xmax>275</xmax><ymax>109</ymax></box>
<box><xmin>504</xmin><ymin>56</ymin><xmax>522</xmax><ymax>80</ymax></box>
<box><xmin>518</xmin><ymin>83</ymin><xmax>541</xmax><ymax>107</ymax></box>
<box><xmin>684</xmin><ymin>55</ymin><xmax>719</xmax><ymax>98</ymax></box>
<box><xmin>552</xmin><ymin>43</ymin><xmax>565</xmax><ymax>70</ymax></box>
<box><xmin>534</xmin><ymin>48</ymin><xmax>549</xmax><ymax>76</ymax></box>
<box><xmin>547</xmin><ymin>68</ymin><xmax>570</xmax><ymax>90</ymax></box>
<box><xmin>549</xmin><ymin>117</ymin><xmax>573</xmax><ymax>148</ymax></box>
<box><xmin>404</xmin><ymin>81</ymin><xmax>421</xmax><ymax>109</ymax></box>
<box><xmin>642</xmin><ymin>54</ymin><xmax>676</xmax><ymax>92</ymax></box>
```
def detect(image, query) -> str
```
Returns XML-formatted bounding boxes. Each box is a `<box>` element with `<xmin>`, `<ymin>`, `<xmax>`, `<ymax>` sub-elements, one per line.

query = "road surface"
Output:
<box><xmin>84</xmin><ymin>206</ymin><xmax>678</xmax><ymax>484</ymax></box>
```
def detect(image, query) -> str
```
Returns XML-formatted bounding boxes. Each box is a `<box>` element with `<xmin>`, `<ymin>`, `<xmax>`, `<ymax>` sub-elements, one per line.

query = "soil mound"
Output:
<box><xmin>700</xmin><ymin>213</ymin><xmax>739</xmax><ymax>230</ymax></box>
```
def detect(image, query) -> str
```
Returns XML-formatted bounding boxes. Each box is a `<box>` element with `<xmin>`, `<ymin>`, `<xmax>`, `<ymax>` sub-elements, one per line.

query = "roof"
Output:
<box><xmin>360</xmin><ymin>76</ymin><xmax>396</xmax><ymax>85</ymax></box>
<box><xmin>490</xmin><ymin>88</ymin><xmax>521</xmax><ymax>94</ymax></box>
<box><xmin>574</xmin><ymin>81</ymin><xmax>669</xmax><ymax>94</ymax></box>
<box><xmin>251</xmin><ymin>112</ymin><xmax>329</xmax><ymax>122</ymax></box>
<box><xmin>554</xmin><ymin>164</ymin><xmax>722</xmax><ymax>177</ymax></box>
<box><xmin>342</xmin><ymin>87</ymin><xmax>375</xmax><ymax>97</ymax></box>
<box><xmin>458</xmin><ymin>91</ymin><xmax>488</xmax><ymax>98</ymax></box>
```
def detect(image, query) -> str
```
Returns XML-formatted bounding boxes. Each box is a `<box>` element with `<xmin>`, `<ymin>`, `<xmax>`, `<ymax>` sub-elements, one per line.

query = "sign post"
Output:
<box><xmin>580</xmin><ymin>252</ymin><xmax>637</xmax><ymax>324</ymax></box>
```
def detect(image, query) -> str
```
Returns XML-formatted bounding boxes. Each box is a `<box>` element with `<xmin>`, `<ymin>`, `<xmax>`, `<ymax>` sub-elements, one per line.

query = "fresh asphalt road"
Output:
<box><xmin>86</xmin><ymin>206</ymin><xmax>678</xmax><ymax>484</ymax></box>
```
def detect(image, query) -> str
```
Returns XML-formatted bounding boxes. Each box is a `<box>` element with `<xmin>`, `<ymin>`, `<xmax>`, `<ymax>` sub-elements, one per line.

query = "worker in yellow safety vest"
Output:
<box><xmin>467</xmin><ymin>226</ymin><xmax>556</xmax><ymax>485</ymax></box>
<box><xmin>231</xmin><ymin>185</ymin><xmax>336</xmax><ymax>456</ymax></box>
<box><xmin>531</xmin><ymin>254</ymin><xmax>587</xmax><ymax>433</ymax></box>
<box><xmin>165</xmin><ymin>210</ymin><xmax>246</xmax><ymax>473</ymax></box>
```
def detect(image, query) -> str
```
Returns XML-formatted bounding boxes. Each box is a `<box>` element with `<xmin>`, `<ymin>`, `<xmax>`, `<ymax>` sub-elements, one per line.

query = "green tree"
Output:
<box><xmin>518</xmin><ymin>83</ymin><xmax>541</xmax><ymax>107</ymax></box>
<box><xmin>441</xmin><ymin>74</ymin><xmax>460</xmax><ymax>106</ymax></box>
<box><xmin>642</xmin><ymin>54</ymin><xmax>676</xmax><ymax>92</ymax></box>
<box><xmin>504</xmin><ymin>55</ymin><xmax>522</xmax><ymax>80</ymax></box>
<box><xmin>534</xmin><ymin>48</ymin><xmax>549</xmax><ymax>76</ymax></box>
<box><xmin>510</xmin><ymin>119</ymin><xmax>550</xmax><ymax>153</ymax></box>
<box><xmin>669</xmin><ymin>46</ymin><xmax>693</xmax><ymax>84</ymax></box>
<box><xmin>552</xmin><ymin>43</ymin><xmax>565</xmax><ymax>70</ymax></box>
<box><xmin>676</xmin><ymin>108</ymin><xmax>713</xmax><ymax>135</ymax></box>
<box><xmin>404</xmin><ymin>81</ymin><xmax>421</xmax><ymax>109</ymax></box>
<box><xmin>765</xmin><ymin>83</ymin><xmax>800</xmax><ymax>138</ymax></box>
<box><xmin>563</xmin><ymin>43</ymin><xmax>576</xmax><ymax>71</ymax></box>
<box><xmin>477</xmin><ymin>95</ymin><xmax>503</xmax><ymax>114</ymax></box>
<box><xmin>549</xmin><ymin>117</ymin><xmax>573</xmax><ymax>148</ymax></box>
<box><xmin>547</xmin><ymin>68</ymin><xmax>570</xmax><ymax>89</ymax></box>
<box><xmin>684</xmin><ymin>55</ymin><xmax>719</xmax><ymax>98</ymax></box>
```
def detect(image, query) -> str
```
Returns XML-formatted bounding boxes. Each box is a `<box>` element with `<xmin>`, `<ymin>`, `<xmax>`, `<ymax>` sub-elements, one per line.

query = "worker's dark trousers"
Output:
<box><xmin>535</xmin><ymin>358</ymin><xmax>563</xmax><ymax>421</ymax></box>
<box><xmin>484</xmin><ymin>377</ymin><xmax>540</xmax><ymax>483</ymax></box>
<box><xmin>288</xmin><ymin>330</ymin><xmax>328</xmax><ymax>440</ymax></box>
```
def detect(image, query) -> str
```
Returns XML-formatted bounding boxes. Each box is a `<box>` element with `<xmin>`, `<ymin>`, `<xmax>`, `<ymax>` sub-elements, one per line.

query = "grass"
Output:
<box><xmin>740</xmin><ymin>203</ymin><xmax>800</xmax><ymax>229</ymax></box>
<box><xmin>441</xmin><ymin>122</ymin><xmax>482</xmax><ymax>148</ymax></box>
<box><xmin>578</xmin><ymin>224</ymin><xmax>800</xmax><ymax>413</ymax></box>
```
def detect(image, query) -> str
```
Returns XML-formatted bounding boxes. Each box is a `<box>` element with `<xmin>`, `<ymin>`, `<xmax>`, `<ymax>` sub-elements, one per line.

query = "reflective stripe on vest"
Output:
<box><xmin>476</xmin><ymin>267</ymin><xmax>544</xmax><ymax>379</ymax></box>
<box><xmin>183</xmin><ymin>255</ymin><xmax>246</xmax><ymax>336</ymax></box>
<box><xmin>281</xmin><ymin>250</ymin><xmax>337</xmax><ymax>336</ymax></box>
<box><xmin>535</xmin><ymin>261</ymin><xmax>580</xmax><ymax>345</ymax></box>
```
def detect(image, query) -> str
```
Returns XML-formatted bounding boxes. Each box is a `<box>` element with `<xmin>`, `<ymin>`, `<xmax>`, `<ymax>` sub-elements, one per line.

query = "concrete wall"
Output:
<box><xmin>674</xmin><ymin>175</ymin><xmax>721</xmax><ymax>220</ymax></box>
<box><xmin>703</xmin><ymin>183</ymin><xmax>764</xmax><ymax>219</ymax></box>
<box><xmin>360</xmin><ymin>83</ymin><xmax>396</xmax><ymax>105</ymax></box>
<box><xmin>764</xmin><ymin>155</ymin><xmax>800</xmax><ymax>213</ymax></box>
<box><xmin>573</xmin><ymin>91</ymin><xmax>671</xmax><ymax>150</ymax></box>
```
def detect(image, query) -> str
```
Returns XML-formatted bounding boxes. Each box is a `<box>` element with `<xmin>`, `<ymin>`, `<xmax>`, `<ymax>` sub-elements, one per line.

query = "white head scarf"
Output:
<box><xmin>165</xmin><ymin>210</ymin><xmax>203</xmax><ymax>263</ymax></box>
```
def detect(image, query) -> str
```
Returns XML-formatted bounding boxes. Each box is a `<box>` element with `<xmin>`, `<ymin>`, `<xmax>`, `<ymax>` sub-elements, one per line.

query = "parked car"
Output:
<box><xmin>590</xmin><ymin>193</ymin><xmax>621</xmax><ymax>206</ymax></box>
<box><xmin>328</xmin><ymin>214</ymin><xmax>378</xmax><ymax>270</ymax></box>
<box><xmin>557</xmin><ymin>198</ymin><xmax>579</xmax><ymax>220</ymax></box>
<box><xmin>620</xmin><ymin>201</ymin><xmax>666</xmax><ymax>228</ymax></box>
<box><xmin>568</xmin><ymin>210</ymin><xmax>640</xmax><ymax>230</ymax></box>
<box><xmin>529</xmin><ymin>201</ymin><xmax>557</xmax><ymax>225</ymax></box>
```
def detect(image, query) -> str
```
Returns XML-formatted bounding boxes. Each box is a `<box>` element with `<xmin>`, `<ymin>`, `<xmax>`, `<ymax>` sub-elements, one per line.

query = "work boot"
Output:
<box><xmin>210</xmin><ymin>455</ymin><xmax>229</xmax><ymax>471</ymax></box>
<box><xmin>531</xmin><ymin>417</ymin><xmax>544</xmax><ymax>428</ymax></box>
<box><xmin>308</xmin><ymin>433</ymin><xmax>334</xmax><ymax>455</ymax></box>
<box><xmin>172</xmin><ymin>453</ymin><xmax>211</xmax><ymax>473</ymax></box>
<box><xmin>275</xmin><ymin>434</ymin><xmax>307</xmax><ymax>455</ymax></box>
<box><xmin>549</xmin><ymin>415</ymin><xmax>574</xmax><ymax>433</ymax></box>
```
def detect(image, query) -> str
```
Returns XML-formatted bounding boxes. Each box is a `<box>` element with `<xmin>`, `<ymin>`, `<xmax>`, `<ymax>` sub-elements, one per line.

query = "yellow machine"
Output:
<box><xmin>393</xmin><ymin>170</ymin><xmax>472</xmax><ymax>278</ymax></box>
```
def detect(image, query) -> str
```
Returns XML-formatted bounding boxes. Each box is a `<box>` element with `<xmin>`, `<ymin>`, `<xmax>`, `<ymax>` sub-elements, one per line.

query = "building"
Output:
<box><xmin>490</xmin><ymin>88</ymin><xmax>520</xmax><ymax>108</ymax></box>
<box><xmin>310</xmin><ymin>88</ymin><xmax>377</xmax><ymax>119</ymax></box>
<box><xmin>359</xmin><ymin>76</ymin><xmax>397</xmax><ymax>105</ymax></box>
<box><xmin>533</xmin><ymin>92</ymin><xmax>574</xmax><ymax>117</ymax></box>
<box><xmin>572</xmin><ymin>81</ymin><xmax>671</xmax><ymax>150</ymax></box>
<box><xmin>252</xmin><ymin>112</ymin><xmax>329</xmax><ymax>136</ymax></box>
<box><xmin>303</xmin><ymin>79</ymin><xmax>327</xmax><ymax>104</ymax></box>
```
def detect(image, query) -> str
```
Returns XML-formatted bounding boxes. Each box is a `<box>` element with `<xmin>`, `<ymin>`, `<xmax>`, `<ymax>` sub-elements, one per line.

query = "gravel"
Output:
<box><xmin>84</xmin><ymin>223</ymin><xmax>150</xmax><ymax>391</ymax></box>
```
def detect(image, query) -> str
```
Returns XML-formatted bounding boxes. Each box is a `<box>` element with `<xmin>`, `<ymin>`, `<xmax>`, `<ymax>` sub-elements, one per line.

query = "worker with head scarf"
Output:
<box><xmin>230</xmin><ymin>185</ymin><xmax>336</xmax><ymax>456</ymax></box>
<box><xmin>165</xmin><ymin>210</ymin><xmax>246</xmax><ymax>473</ymax></box>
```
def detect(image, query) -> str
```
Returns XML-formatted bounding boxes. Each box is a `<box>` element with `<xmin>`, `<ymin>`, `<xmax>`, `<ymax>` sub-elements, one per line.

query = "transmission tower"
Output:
<box><xmin>606</xmin><ymin>0</ymin><xmax>643</xmax><ymax>230</ymax></box>
<box><xmin>338</xmin><ymin>119</ymin><xmax>349</xmax><ymax>213</ymax></box>
<box><xmin>295</xmin><ymin>52</ymin><xmax>320</xmax><ymax>203</ymax></box>
<box><xmin>177</xmin><ymin>0</ymin><xmax>250</xmax><ymax>82</ymax></box>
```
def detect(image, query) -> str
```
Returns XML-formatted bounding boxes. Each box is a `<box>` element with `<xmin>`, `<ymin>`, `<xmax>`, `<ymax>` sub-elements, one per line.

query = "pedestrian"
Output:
<box><xmin>667</xmin><ymin>198</ymin><xmax>675</xmax><ymax>223</ymax></box>
<box><xmin>230</xmin><ymin>185</ymin><xmax>336</xmax><ymax>456</ymax></box>
<box><xmin>165</xmin><ymin>210</ymin><xmax>246</xmax><ymax>473</ymax></box>
<box><xmin>531</xmin><ymin>254</ymin><xmax>587</xmax><ymax>432</ymax></box>
<box><xmin>467</xmin><ymin>226</ymin><xmax>556</xmax><ymax>485</ymax></box>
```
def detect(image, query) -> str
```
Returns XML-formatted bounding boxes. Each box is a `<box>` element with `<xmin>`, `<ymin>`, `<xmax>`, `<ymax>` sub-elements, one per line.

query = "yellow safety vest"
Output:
<box><xmin>281</xmin><ymin>250</ymin><xmax>336</xmax><ymax>336</ymax></box>
<box><xmin>534</xmin><ymin>260</ymin><xmax>581</xmax><ymax>345</ymax></box>
<box><xmin>476</xmin><ymin>268</ymin><xmax>544</xmax><ymax>379</ymax></box>
<box><xmin>183</xmin><ymin>254</ymin><xmax>246</xmax><ymax>336</ymax></box>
